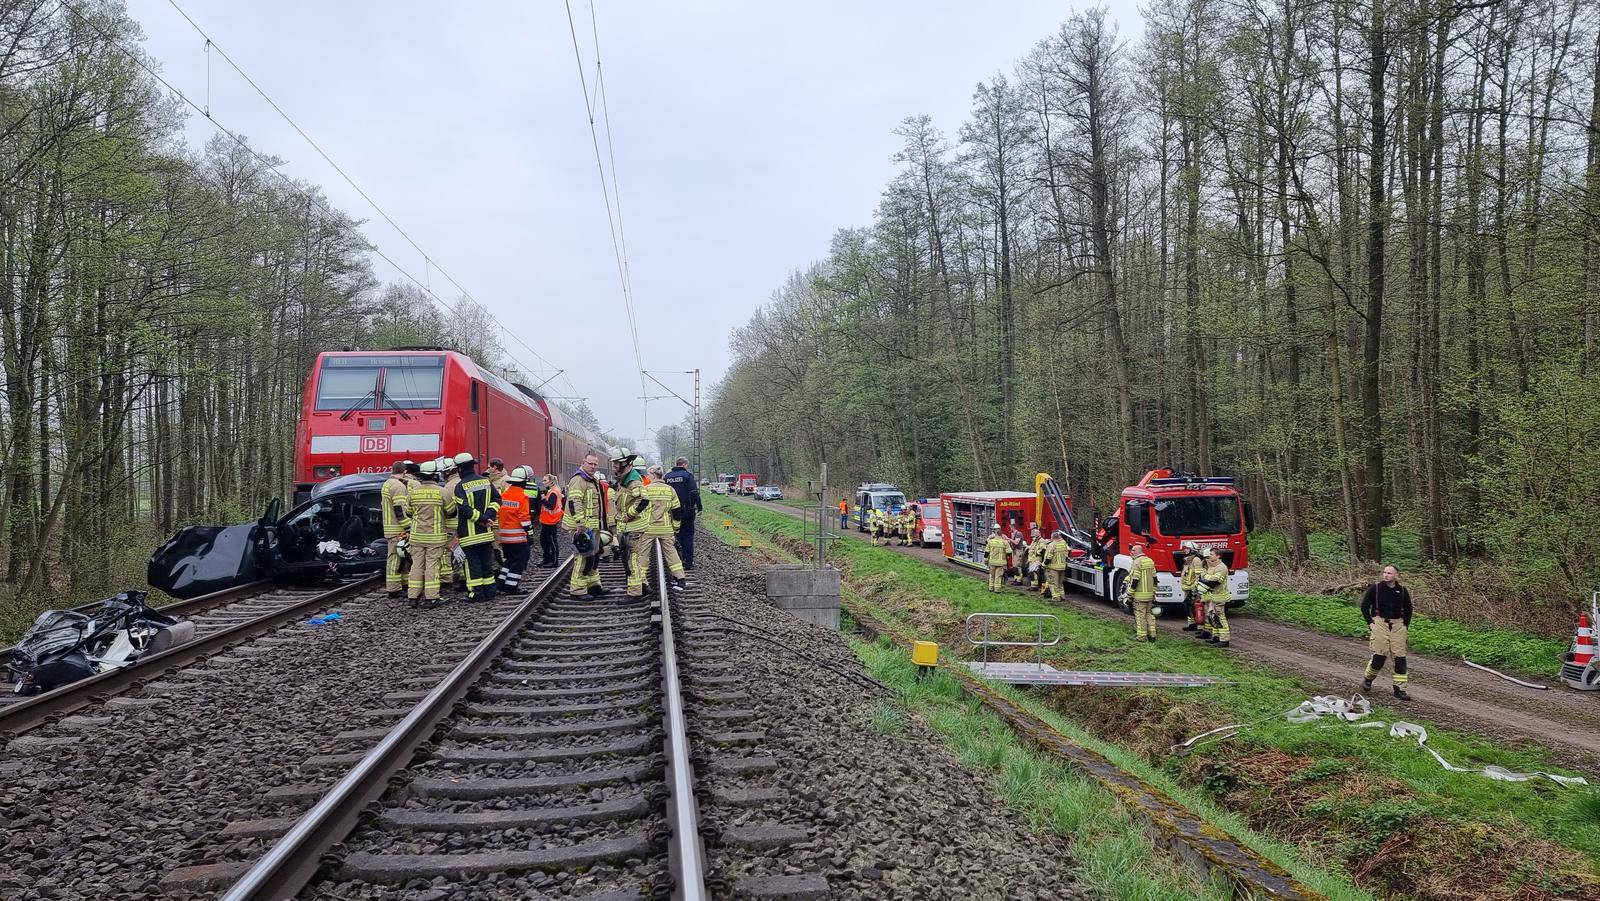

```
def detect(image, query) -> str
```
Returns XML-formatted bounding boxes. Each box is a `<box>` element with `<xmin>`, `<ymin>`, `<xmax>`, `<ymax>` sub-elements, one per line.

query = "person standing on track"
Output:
<box><xmin>381</xmin><ymin>461</ymin><xmax>412</xmax><ymax>599</ymax></box>
<box><xmin>452</xmin><ymin>452</ymin><xmax>501</xmax><ymax>603</ymax></box>
<box><xmin>1361</xmin><ymin>565</ymin><xmax>1413</xmax><ymax>700</ymax></box>
<box><xmin>403</xmin><ymin>460</ymin><xmax>456</xmax><ymax>609</ymax></box>
<box><xmin>1044</xmin><ymin>530</ymin><xmax>1070</xmax><ymax>599</ymax></box>
<box><xmin>537</xmin><ymin>473</ymin><xmax>563</xmax><ymax>568</ymax></box>
<box><xmin>629</xmin><ymin>473</ymin><xmax>688</xmax><ymax>597</ymax></box>
<box><xmin>984</xmin><ymin>526</ymin><xmax>1010</xmax><ymax>592</ymax></box>
<box><xmin>494</xmin><ymin>466</ymin><xmax>534</xmax><ymax>595</ymax></box>
<box><xmin>663</xmin><ymin>457</ymin><xmax>701</xmax><ymax>570</ymax></box>
<box><xmin>1128</xmin><ymin>543</ymin><xmax>1158</xmax><ymax>642</ymax></box>
<box><xmin>439</xmin><ymin>456</ymin><xmax>461</xmax><ymax>592</ymax></box>
<box><xmin>565</xmin><ymin>453</ymin><xmax>609</xmax><ymax>598</ymax></box>
<box><xmin>487</xmin><ymin>457</ymin><xmax>508</xmax><ymax>493</ymax></box>
<box><xmin>1199</xmin><ymin>547</ymin><xmax>1232</xmax><ymax>647</ymax></box>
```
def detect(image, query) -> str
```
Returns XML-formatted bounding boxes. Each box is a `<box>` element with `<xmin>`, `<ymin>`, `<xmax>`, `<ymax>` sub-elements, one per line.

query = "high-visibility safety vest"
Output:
<box><xmin>453</xmin><ymin>472</ymin><xmax>501</xmax><ymax>547</ymax></box>
<box><xmin>985</xmin><ymin>535</ymin><xmax>1009</xmax><ymax>566</ymax></box>
<box><xmin>564</xmin><ymin>472</ymin><xmax>603</xmax><ymax>531</ymax></box>
<box><xmin>403</xmin><ymin>482</ymin><xmax>457</xmax><ymax>546</ymax></box>
<box><xmin>381</xmin><ymin>476</ymin><xmax>410</xmax><ymax>538</ymax></box>
<box><xmin>1180</xmin><ymin>556</ymin><xmax>1205</xmax><ymax>592</ymax></box>
<box><xmin>615</xmin><ymin>474</ymin><xmax>649</xmax><ymax>534</ymax></box>
<box><xmin>1045</xmin><ymin>538</ymin><xmax>1070</xmax><ymax>571</ymax></box>
<box><xmin>441</xmin><ymin>474</ymin><xmax>461</xmax><ymax>536</ymax></box>
<box><xmin>497</xmin><ymin>484</ymin><xmax>532</xmax><ymax>543</ymax></box>
<box><xmin>1202</xmin><ymin>559</ymin><xmax>1231</xmax><ymax>603</ymax></box>
<box><xmin>641</xmin><ymin>480</ymin><xmax>681</xmax><ymax>536</ymax></box>
<box><xmin>1129</xmin><ymin>553</ymin><xmax>1157</xmax><ymax>601</ymax></box>
<box><xmin>539</xmin><ymin>486</ymin><xmax>564</xmax><ymax>525</ymax></box>
<box><xmin>839</xmin><ymin>500</ymin><xmax>848</xmax><ymax>514</ymax></box>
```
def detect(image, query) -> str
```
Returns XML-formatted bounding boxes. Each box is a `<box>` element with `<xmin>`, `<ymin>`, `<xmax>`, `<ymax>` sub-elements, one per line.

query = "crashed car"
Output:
<box><xmin>148</xmin><ymin>473</ymin><xmax>389</xmax><ymax>599</ymax></box>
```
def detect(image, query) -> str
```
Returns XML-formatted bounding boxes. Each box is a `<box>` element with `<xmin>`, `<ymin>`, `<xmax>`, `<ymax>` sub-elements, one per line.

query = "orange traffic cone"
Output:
<box><xmin>1560</xmin><ymin>613</ymin><xmax>1600</xmax><ymax>690</ymax></box>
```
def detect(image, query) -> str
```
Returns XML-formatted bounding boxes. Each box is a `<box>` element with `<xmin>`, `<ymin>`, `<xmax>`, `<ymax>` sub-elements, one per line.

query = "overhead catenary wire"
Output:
<box><xmin>155</xmin><ymin>0</ymin><xmax>581</xmax><ymax>401</ymax></box>
<box><xmin>563</xmin><ymin>0</ymin><xmax>648</xmax><ymax>437</ymax></box>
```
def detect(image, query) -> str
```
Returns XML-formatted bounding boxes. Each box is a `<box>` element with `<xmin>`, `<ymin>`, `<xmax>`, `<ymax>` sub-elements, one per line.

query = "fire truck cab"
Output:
<box><xmin>1070</xmin><ymin>469</ymin><xmax>1251</xmax><ymax>613</ymax></box>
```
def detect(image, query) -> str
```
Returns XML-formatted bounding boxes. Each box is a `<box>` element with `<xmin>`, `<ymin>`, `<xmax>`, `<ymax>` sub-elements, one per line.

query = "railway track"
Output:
<box><xmin>0</xmin><ymin>577</ymin><xmax>381</xmax><ymax>733</ymax></box>
<box><xmin>214</xmin><ymin>547</ymin><xmax>705</xmax><ymax>899</ymax></box>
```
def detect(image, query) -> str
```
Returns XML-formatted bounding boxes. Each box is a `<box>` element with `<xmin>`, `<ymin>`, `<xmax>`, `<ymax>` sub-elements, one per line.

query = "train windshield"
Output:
<box><xmin>314</xmin><ymin>355</ymin><xmax>445</xmax><ymax>411</ymax></box>
<box><xmin>1152</xmin><ymin>496</ymin><xmax>1241</xmax><ymax>536</ymax></box>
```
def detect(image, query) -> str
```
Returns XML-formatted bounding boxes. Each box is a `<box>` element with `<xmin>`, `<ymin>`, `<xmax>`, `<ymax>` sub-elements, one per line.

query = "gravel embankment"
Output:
<box><xmin>688</xmin><ymin>532</ymin><xmax>1084</xmax><ymax>900</ymax></box>
<box><xmin>0</xmin><ymin>573</ymin><xmax>563</xmax><ymax>900</ymax></box>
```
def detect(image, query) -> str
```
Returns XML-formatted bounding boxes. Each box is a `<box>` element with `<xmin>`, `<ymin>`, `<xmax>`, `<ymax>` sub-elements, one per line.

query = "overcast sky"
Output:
<box><xmin>129</xmin><ymin>0</ymin><xmax>1139</xmax><ymax>446</ymax></box>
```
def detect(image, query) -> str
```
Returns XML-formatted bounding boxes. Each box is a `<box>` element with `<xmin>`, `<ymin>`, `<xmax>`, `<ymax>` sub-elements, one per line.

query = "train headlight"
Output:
<box><xmin>313</xmin><ymin>465</ymin><xmax>342</xmax><ymax>479</ymax></box>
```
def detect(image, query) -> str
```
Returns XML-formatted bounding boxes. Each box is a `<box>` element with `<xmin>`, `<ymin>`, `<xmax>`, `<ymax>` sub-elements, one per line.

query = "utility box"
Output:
<box><xmin>764</xmin><ymin>564</ymin><xmax>841</xmax><ymax>630</ymax></box>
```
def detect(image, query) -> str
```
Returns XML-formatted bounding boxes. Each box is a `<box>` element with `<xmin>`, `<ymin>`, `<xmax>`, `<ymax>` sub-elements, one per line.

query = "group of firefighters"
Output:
<box><xmin>379</xmin><ymin>448</ymin><xmax>702</xmax><ymax>607</ymax></box>
<box><xmin>865</xmin><ymin>503</ymin><xmax>925</xmax><ymax>547</ymax></box>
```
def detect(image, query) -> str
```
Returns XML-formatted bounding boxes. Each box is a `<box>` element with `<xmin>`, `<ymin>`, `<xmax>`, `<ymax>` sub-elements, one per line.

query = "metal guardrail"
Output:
<box><xmin>655</xmin><ymin>540</ymin><xmax>710</xmax><ymax>900</ymax></box>
<box><xmin>0</xmin><ymin>576</ymin><xmax>374</xmax><ymax>736</ymax></box>
<box><xmin>220</xmin><ymin>557</ymin><xmax>576</xmax><ymax>900</ymax></box>
<box><xmin>965</xmin><ymin>612</ymin><xmax>1062</xmax><ymax>669</ymax></box>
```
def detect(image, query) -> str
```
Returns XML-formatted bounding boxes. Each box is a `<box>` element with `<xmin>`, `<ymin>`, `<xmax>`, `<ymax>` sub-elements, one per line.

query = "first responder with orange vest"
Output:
<box><xmin>403</xmin><ymin>460</ymin><xmax>457</xmax><ymax>608</ymax></box>
<box><xmin>839</xmin><ymin>498</ymin><xmax>849</xmax><ymax>530</ymax></box>
<box><xmin>984</xmin><ymin>526</ymin><xmax>1010</xmax><ymax>592</ymax></box>
<box><xmin>1128</xmin><ymin>544</ymin><xmax>1158</xmax><ymax>641</ymax></box>
<box><xmin>629</xmin><ymin>474</ymin><xmax>687</xmax><ymax>597</ymax></box>
<box><xmin>495</xmin><ymin>466</ymin><xmax>534</xmax><ymax>595</ymax></box>
<box><xmin>452</xmin><ymin>452</ymin><xmax>500</xmax><ymax>603</ymax></box>
<box><xmin>381</xmin><ymin>461</ymin><xmax>411</xmax><ymax>598</ymax></box>
<box><xmin>538</xmin><ymin>473</ymin><xmax>564</xmax><ymax>568</ymax></box>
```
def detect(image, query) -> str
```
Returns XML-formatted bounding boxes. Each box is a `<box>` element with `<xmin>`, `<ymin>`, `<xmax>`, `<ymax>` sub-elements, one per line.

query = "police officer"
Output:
<box><xmin>381</xmin><ymin>461</ymin><xmax>411</xmax><ymax>599</ymax></box>
<box><xmin>495</xmin><ymin>466</ymin><xmax>534</xmax><ymax>594</ymax></box>
<box><xmin>1128</xmin><ymin>543</ymin><xmax>1158</xmax><ymax>642</ymax></box>
<box><xmin>1200</xmin><ymin>547</ymin><xmax>1232</xmax><ymax>647</ymax></box>
<box><xmin>452</xmin><ymin>452</ymin><xmax>501</xmax><ymax>603</ymax></box>
<box><xmin>1044</xmin><ymin>530</ymin><xmax>1070</xmax><ymax>599</ymax></box>
<box><xmin>629</xmin><ymin>471</ymin><xmax>688</xmax><ymax>597</ymax></box>
<box><xmin>565</xmin><ymin>453</ymin><xmax>608</xmax><ymax>598</ymax></box>
<box><xmin>663</xmin><ymin>457</ymin><xmax>702</xmax><ymax>570</ymax></box>
<box><xmin>403</xmin><ymin>460</ymin><xmax>456</xmax><ymax>608</ymax></box>
<box><xmin>537</xmin><ymin>473</ymin><xmax>563</xmax><ymax>568</ymax></box>
<box><xmin>984</xmin><ymin>526</ymin><xmax>1009</xmax><ymax>592</ymax></box>
<box><xmin>1361</xmin><ymin>565</ymin><xmax>1413</xmax><ymax>699</ymax></box>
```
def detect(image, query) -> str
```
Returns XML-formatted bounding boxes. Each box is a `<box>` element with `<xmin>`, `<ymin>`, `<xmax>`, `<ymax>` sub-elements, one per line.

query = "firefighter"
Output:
<box><xmin>403</xmin><ymin>460</ymin><xmax>457</xmax><ymax>609</ymax></box>
<box><xmin>1178</xmin><ymin>541</ymin><xmax>1208</xmax><ymax>636</ymax></box>
<box><xmin>1028</xmin><ymin>525</ymin><xmax>1048</xmax><ymax>592</ymax></box>
<box><xmin>869</xmin><ymin>507</ymin><xmax>886</xmax><ymax>545</ymax></box>
<box><xmin>495</xmin><ymin>466</ymin><xmax>534</xmax><ymax>594</ymax></box>
<box><xmin>452</xmin><ymin>452</ymin><xmax>501</xmax><ymax>603</ymax></box>
<box><xmin>901</xmin><ymin>504</ymin><xmax>919</xmax><ymax>547</ymax></box>
<box><xmin>1361</xmin><ymin>565</ymin><xmax>1413</xmax><ymax>700</ymax></box>
<box><xmin>1044</xmin><ymin>530</ymin><xmax>1070</xmax><ymax>599</ymax></box>
<box><xmin>612</xmin><ymin>450</ymin><xmax>647</xmax><ymax>575</ymax></box>
<box><xmin>629</xmin><ymin>471</ymin><xmax>688</xmax><ymax>597</ymax></box>
<box><xmin>984</xmin><ymin>526</ymin><xmax>1009</xmax><ymax>592</ymax></box>
<box><xmin>402</xmin><ymin>458</ymin><xmax>421</xmax><ymax>485</ymax></box>
<box><xmin>381</xmin><ymin>461</ymin><xmax>411</xmax><ymax>599</ymax></box>
<box><xmin>1007</xmin><ymin>519</ymin><xmax>1028</xmax><ymax>584</ymax></box>
<box><xmin>537</xmin><ymin>473</ymin><xmax>563</xmax><ymax>568</ymax></box>
<box><xmin>1200</xmin><ymin>547</ymin><xmax>1231</xmax><ymax>647</ymax></box>
<box><xmin>440</xmin><ymin>456</ymin><xmax>461</xmax><ymax>591</ymax></box>
<box><xmin>565</xmin><ymin>452</ymin><xmax>608</xmax><ymax>598</ymax></box>
<box><xmin>1128</xmin><ymin>543</ymin><xmax>1158</xmax><ymax>641</ymax></box>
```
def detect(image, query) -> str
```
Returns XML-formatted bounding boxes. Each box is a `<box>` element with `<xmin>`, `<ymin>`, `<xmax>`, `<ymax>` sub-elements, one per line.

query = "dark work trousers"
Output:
<box><xmin>497</xmin><ymin>541</ymin><xmax>530</xmax><ymax>593</ymax></box>
<box><xmin>461</xmin><ymin>543</ymin><xmax>498</xmax><ymax>602</ymax></box>
<box><xmin>675</xmin><ymin>513</ymin><xmax>697</xmax><ymax>569</ymax></box>
<box><xmin>539</xmin><ymin>522</ymin><xmax>559</xmax><ymax>566</ymax></box>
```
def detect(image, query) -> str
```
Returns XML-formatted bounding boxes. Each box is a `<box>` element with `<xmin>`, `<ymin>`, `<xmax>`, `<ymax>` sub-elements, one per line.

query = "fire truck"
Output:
<box><xmin>735</xmin><ymin>474</ymin><xmax>759</xmax><ymax>495</ymax></box>
<box><xmin>942</xmin><ymin>470</ymin><xmax>1252</xmax><ymax>616</ymax></box>
<box><xmin>292</xmin><ymin>349</ymin><xmax>605</xmax><ymax>502</ymax></box>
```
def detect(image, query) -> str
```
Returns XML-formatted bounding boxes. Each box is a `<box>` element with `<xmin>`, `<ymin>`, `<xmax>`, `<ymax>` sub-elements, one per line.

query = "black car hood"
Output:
<box><xmin>147</xmin><ymin>523</ymin><xmax>263</xmax><ymax>600</ymax></box>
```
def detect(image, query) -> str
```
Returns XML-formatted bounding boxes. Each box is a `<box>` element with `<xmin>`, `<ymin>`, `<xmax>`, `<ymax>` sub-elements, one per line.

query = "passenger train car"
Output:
<box><xmin>292</xmin><ymin>349</ymin><xmax>605</xmax><ymax>501</ymax></box>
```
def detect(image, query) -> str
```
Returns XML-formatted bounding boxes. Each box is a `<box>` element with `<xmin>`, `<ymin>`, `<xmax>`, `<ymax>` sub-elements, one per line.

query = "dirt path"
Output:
<box><xmin>725</xmin><ymin>495</ymin><xmax>1600</xmax><ymax>773</ymax></box>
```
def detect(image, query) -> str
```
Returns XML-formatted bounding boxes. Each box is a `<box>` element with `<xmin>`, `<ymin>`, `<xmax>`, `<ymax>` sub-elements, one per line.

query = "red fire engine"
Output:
<box><xmin>292</xmin><ymin>349</ymin><xmax>605</xmax><ymax>500</ymax></box>
<box><xmin>942</xmin><ymin>469</ymin><xmax>1252</xmax><ymax>615</ymax></box>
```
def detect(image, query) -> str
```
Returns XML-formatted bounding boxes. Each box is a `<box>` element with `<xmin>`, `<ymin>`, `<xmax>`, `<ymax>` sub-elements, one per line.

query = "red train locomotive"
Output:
<box><xmin>292</xmin><ymin>349</ymin><xmax>604</xmax><ymax>500</ymax></box>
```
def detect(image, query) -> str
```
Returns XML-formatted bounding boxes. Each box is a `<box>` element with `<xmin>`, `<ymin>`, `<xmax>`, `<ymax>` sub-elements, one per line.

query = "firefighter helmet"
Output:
<box><xmin>453</xmin><ymin>451</ymin><xmax>475</xmax><ymax>466</ymax></box>
<box><xmin>508</xmin><ymin>466</ymin><xmax>530</xmax><ymax>484</ymax></box>
<box><xmin>420</xmin><ymin>460</ymin><xmax>438</xmax><ymax>476</ymax></box>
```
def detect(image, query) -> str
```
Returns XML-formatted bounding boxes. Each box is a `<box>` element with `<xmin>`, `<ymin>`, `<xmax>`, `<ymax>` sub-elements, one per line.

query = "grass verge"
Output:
<box><xmin>708</xmin><ymin>495</ymin><xmax>1600</xmax><ymax>901</ymax></box>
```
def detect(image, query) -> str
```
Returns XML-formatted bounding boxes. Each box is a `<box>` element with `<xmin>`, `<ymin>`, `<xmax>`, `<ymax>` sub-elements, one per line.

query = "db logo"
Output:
<box><xmin>360</xmin><ymin>435</ymin><xmax>391</xmax><ymax>453</ymax></box>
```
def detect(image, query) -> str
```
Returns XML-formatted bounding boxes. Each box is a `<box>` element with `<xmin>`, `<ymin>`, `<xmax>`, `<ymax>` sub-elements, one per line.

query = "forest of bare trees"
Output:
<box><xmin>706</xmin><ymin>0</ymin><xmax>1600</xmax><ymax>596</ymax></box>
<box><xmin>0</xmin><ymin>0</ymin><xmax>514</xmax><ymax>607</ymax></box>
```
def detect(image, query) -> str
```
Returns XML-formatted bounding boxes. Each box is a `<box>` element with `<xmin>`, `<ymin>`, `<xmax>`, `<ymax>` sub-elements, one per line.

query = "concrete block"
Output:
<box><xmin>764</xmin><ymin>564</ymin><xmax>840</xmax><ymax>630</ymax></box>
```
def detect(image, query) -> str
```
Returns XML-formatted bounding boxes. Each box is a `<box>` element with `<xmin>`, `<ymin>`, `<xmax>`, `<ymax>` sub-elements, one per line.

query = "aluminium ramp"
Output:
<box><xmin>968</xmin><ymin>661</ymin><xmax>1228</xmax><ymax>688</ymax></box>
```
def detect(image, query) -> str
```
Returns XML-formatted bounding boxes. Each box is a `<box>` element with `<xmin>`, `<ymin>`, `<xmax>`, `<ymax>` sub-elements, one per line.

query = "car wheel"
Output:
<box><xmin>1113</xmin><ymin>571</ymin><xmax>1132</xmax><ymax>614</ymax></box>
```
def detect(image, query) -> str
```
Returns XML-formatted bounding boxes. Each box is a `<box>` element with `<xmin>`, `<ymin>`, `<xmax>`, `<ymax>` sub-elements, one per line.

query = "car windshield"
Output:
<box><xmin>1153</xmin><ymin>496</ymin><xmax>1241</xmax><ymax>536</ymax></box>
<box><xmin>315</xmin><ymin>355</ymin><xmax>445</xmax><ymax>411</ymax></box>
<box><xmin>920</xmin><ymin>507</ymin><xmax>941</xmax><ymax>522</ymax></box>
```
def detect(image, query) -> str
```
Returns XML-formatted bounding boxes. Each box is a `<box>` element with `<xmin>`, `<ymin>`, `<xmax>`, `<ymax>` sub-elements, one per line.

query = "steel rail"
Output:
<box><xmin>0</xmin><ymin>576</ymin><xmax>378</xmax><ymax>736</ymax></box>
<box><xmin>1</xmin><ymin>579</ymin><xmax>273</xmax><ymax>668</ymax></box>
<box><xmin>655</xmin><ymin>541</ymin><xmax>709</xmax><ymax>901</ymax></box>
<box><xmin>220</xmin><ymin>556</ymin><xmax>577</xmax><ymax>901</ymax></box>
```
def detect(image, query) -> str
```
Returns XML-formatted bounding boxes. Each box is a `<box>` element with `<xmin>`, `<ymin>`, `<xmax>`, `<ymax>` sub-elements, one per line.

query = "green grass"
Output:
<box><xmin>1248</xmin><ymin>586</ymin><xmax>1569</xmax><ymax>675</ymax></box>
<box><xmin>707</xmin><ymin>495</ymin><xmax>1600</xmax><ymax>885</ymax></box>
